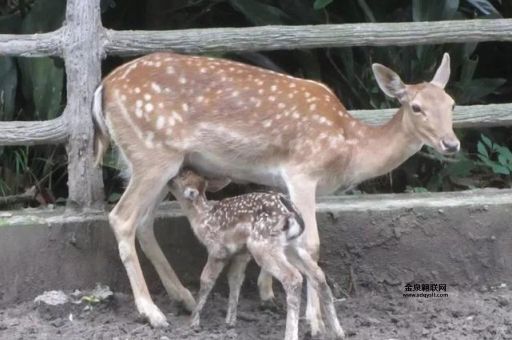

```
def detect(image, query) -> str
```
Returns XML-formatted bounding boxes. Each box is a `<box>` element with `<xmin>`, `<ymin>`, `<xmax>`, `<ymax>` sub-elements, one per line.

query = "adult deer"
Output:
<box><xmin>92</xmin><ymin>52</ymin><xmax>458</xmax><ymax>334</ymax></box>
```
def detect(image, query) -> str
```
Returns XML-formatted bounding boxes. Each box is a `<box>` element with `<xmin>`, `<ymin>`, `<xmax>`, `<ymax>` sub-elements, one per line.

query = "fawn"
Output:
<box><xmin>168</xmin><ymin>169</ymin><xmax>345</xmax><ymax>340</ymax></box>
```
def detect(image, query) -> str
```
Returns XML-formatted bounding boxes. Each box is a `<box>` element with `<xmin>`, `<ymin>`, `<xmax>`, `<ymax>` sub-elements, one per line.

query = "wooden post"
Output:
<box><xmin>62</xmin><ymin>0</ymin><xmax>104</xmax><ymax>208</ymax></box>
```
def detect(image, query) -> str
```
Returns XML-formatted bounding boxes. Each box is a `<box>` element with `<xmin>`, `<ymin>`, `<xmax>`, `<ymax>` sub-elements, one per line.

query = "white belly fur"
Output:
<box><xmin>184</xmin><ymin>152</ymin><xmax>286</xmax><ymax>189</ymax></box>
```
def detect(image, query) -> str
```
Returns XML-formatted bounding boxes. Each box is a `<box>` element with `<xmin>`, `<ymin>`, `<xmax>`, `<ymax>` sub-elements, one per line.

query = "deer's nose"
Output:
<box><xmin>441</xmin><ymin>137</ymin><xmax>460</xmax><ymax>154</ymax></box>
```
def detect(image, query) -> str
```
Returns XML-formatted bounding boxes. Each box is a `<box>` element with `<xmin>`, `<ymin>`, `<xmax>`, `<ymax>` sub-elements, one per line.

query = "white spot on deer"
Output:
<box><xmin>337</xmin><ymin>110</ymin><xmax>344</xmax><ymax>117</ymax></box>
<box><xmin>275</xmin><ymin>114</ymin><xmax>282</xmax><ymax>120</ymax></box>
<box><xmin>262</xmin><ymin>120</ymin><xmax>272</xmax><ymax>128</ymax></box>
<box><xmin>120</xmin><ymin>94</ymin><xmax>127</xmax><ymax>101</ymax></box>
<box><xmin>151</xmin><ymin>83</ymin><xmax>162</xmax><ymax>93</ymax></box>
<box><xmin>289</xmin><ymin>83</ymin><xmax>296</xmax><ymax>88</ymax></box>
<box><xmin>134</xmin><ymin>87</ymin><xmax>141</xmax><ymax>94</ymax></box>
<box><xmin>168</xmin><ymin>118</ymin><xmax>175</xmax><ymax>126</ymax></box>
<box><xmin>278</xmin><ymin>103</ymin><xmax>286</xmax><ymax>109</ymax></box>
<box><xmin>166</xmin><ymin>66</ymin><xmax>175</xmax><ymax>74</ymax></box>
<box><xmin>200</xmin><ymin>67</ymin><xmax>207</xmax><ymax>73</ymax></box>
<box><xmin>145</xmin><ymin>132</ymin><xmax>155</xmax><ymax>149</ymax></box>
<box><xmin>220</xmin><ymin>76</ymin><xmax>227</xmax><ymax>82</ymax></box>
<box><xmin>135</xmin><ymin>100</ymin><xmax>143</xmax><ymax>108</ymax></box>
<box><xmin>309</xmin><ymin>103</ymin><xmax>317</xmax><ymax>111</ymax></box>
<box><xmin>158</xmin><ymin>102</ymin><xmax>164</xmax><ymax>109</ymax></box>
<box><xmin>179</xmin><ymin>77</ymin><xmax>187</xmax><ymax>84</ymax></box>
<box><xmin>232</xmin><ymin>91</ymin><xmax>239</xmax><ymax>97</ymax></box>
<box><xmin>182</xmin><ymin>103</ymin><xmax>189</xmax><ymax>112</ymax></box>
<box><xmin>319</xmin><ymin>116</ymin><xmax>327</xmax><ymax>124</ymax></box>
<box><xmin>156</xmin><ymin>116</ymin><xmax>165</xmax><ymax>129</ymax></box>
<box><xmin>292</xmin><ymin>112</ymin><xmax>300</xmax><ymax>119</ymax></box>
<box><xmin>346</xmin><ymin>139</ymin><xmax>358</xmax><ymax>145</ymax></box>
<box><xmin>288</xmin><ymin>93</ymin><xmax>294</xmax><ymax>99</ymax></box>
<box><xmin>144</xmin><ymin>93</ymin><xmax>152</xmax><ymax>101</ymax></box>
<box><xmin>305</xmin><ymin>92</ymin><xmax>311</xmax><ymax>98</ymax></box>
<box><xmin>197</xmin><ymin>96</ymin><xmax>204</xmax><ymax>103</ymax></box>
<box><xmin>172</xmin><ymin>111</ymin><xmax>183</xmax><ymax>122</ymax></box>
<box><xmin>135</xmin><ymin>108</ymin><xmax>143</xmax><ymax>118</ymax></box>
<box><xmin>270</xmin><ymin>85</ymin><xmax>277</xmax><ymax>92</ymax></box>
<box><xmin>145</xmin><ymin>103</ymin><xmax>154</xmax><ymax>113</ymax></box>
<box><xmin>164</xmin><ymin>88</ymin><xmax>171</xmax><ymax>93</ymax></box>
<box><xmin>350</xmin><ymin>121</ymin><xmax>356</xmax><ymax>127</ymax></box>
<box><xmin>258</xmin><ymin>89</ymin><xmax>264</xmax><ymax>95</ymax></box>
<box><xmin>268</xmin><ymin>96</ymin><xmax>276</xmax><ymax>102</ymax></box>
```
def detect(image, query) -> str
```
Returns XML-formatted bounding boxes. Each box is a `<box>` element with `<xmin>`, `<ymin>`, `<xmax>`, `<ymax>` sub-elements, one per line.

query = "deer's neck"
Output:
<box><xmin>345</xmin><ymin>108</ymin><xmax>423</xmax><ymax>184</ymax></box>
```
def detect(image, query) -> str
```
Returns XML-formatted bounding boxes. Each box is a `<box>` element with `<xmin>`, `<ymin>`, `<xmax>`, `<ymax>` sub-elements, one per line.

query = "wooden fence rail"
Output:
<box><xmin>0</xmin><ymin>0</ymin><xmax>510</xmax><ymax>207</ymax></box>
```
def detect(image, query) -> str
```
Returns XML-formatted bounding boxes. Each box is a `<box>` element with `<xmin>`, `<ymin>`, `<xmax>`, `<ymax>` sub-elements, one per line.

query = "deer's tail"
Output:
<box><xmin>92</xmin><ymin>84</ymin><xmax>110</xmax><ymax>167</ymax></box>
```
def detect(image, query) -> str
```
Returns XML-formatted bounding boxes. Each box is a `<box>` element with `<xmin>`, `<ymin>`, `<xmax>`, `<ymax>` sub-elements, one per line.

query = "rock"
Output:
<box><xmin>34</xmin><ymin>290</ymin><xmax>71</xmax><ymax>321</ymax></box>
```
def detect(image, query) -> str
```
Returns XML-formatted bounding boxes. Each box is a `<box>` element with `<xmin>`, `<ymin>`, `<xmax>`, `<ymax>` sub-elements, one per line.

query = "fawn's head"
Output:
<box><xmin>372</xmin><ymin>53</ymin><xmax>460</xmax><ymax>155</ymax></box>
<box><xmin>169</xmin><ymin>169</ymin><xmax>230</xmax><ymax>205</ymax></box>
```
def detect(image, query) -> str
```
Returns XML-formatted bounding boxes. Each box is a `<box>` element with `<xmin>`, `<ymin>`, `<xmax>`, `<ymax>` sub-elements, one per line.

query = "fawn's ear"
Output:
<box><xmin>184</xmin><ymin>187</ymin><xmax>199</xmax><ymax>200</ymax></box>
<box><xmin>206</xmin><ymin>177</ymin><xmax>231</xmax><ymax>192</ymax></box>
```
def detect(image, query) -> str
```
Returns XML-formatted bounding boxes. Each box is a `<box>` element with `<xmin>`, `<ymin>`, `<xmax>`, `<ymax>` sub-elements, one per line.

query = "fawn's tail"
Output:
<box><xmin>278</xmin><ymin>194</ymin><xmax>305</xmax><ymax>241</ymax></box>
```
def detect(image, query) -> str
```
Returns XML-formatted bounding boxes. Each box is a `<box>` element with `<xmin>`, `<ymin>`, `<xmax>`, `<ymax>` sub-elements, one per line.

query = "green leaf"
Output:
<box><xmin>18</xmin><ymin>0</ymin><xmax>66</xmax><ymax>120</ymax></box>
<box><xmin>464</xmin><ymin>0</ymin><xmax>502</xmax><ymax>16</ymax></box>
<box><xmin>229</xmin><ymin>0</ymin><xmax>289</xmax><ymax>26</ymax></box>
<box><xmin>480</xmin><ymin>134</ymin><xmax>493</xmax><ymax>149</ymax></box>
<box><xmin>0</xmin><ymin>57</ymin><xmax>18</xmax><ymax>121</ymax></box>
<box><xmin>496</xmin><ymin>146</ymin><xmax>512</xmax><ymax>163</ymax></box>
<box><xmin>413</xmin><ymin>0</ymin><xmax>459</xmax><ymax>22</ymax></box>
<box><xmin>313</xmin><ymin>0</ymin><xmax>333</xmax><ymax>10</ymax></box>
<box><xmin>491</xmin><ymin>164</ymin><xmax>510</xmax><ymax>175</ymax></box>
<box><xmin>454</xmin><ymin>78</ymin><xmax>506</xmax><ymax>104</ymax></box>
<box><xmin>477</xmin><ymin>141</ymin><xmax>489</xmax><ymax>158</ymax></box>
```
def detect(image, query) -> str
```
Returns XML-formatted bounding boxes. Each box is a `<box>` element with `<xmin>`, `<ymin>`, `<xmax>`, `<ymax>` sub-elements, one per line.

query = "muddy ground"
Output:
<box><xmin>1</xmin><ymin>285</ymin><xmax>511</xmax><ymax>340</ymax></box>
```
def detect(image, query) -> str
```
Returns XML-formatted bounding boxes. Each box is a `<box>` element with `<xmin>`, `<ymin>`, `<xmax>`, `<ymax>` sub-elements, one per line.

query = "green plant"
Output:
<box><xmin>477</xmin><ymin>134</ymin><xmax>512</xmax><ymax>175</ymax></box>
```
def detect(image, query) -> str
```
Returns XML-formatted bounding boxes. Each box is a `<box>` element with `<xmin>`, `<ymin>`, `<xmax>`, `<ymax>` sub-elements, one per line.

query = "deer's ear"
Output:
<box><xmin>206</xmin><ymin>177</ymin><xmax>231</xmax><ymax>192</ymax></box>
<box><xmin>183</xmin><ymin>187</ymin><xmax>199</xmax><ymax>200</ymax></box>
<box><xmin>372</xmin><ymin>63</ymin><xmax>408</xmax><ymax>102</ymax></box>
<box><xmin>431</xmin><ymin>53</ymin><xmax>450</xmax><ymax>89</ymax></box>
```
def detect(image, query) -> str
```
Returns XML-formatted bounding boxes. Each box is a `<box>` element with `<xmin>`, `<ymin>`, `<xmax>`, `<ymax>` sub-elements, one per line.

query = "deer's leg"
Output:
<box><xmin>249</xmin><ymin>241</ymin><xmax>302</xmax><ymax>340</ymax></box>
<box><xmin>109</xmin><ymin>159</ymin><xmax>182</xmax><ymax>328</ymax></box>
<box><xmin>225</xmin><ymin>252</ymin><xmax>252</xmax><ymax>327</ymax></box>
<box><xmin>190</xmin><ymin>256</ymin><xmax>226</xmax><ymax>329</ymax></box>
<box><xmin>283</xmin><ymin>173</ymin><xmax>325</xmax><ymax>336</ymax></box>
<box><xmin>257</xmin><ymin>269</ymin><xmax>276</xmax><ymax>303</ymax></box>
<box><xmin>287</xmin><ymin>247</ymin><xmax>345</xmax><ymax>339</ymax></box>
<box><xmin>136</xmin><ymin>187</ymin><xmax>196</xmax><ymax>312</ymax></box>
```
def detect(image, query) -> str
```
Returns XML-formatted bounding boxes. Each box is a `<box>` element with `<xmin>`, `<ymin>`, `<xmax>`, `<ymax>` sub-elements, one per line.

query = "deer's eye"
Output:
<box><xmin>452</xmin><ymin>104</ymin><xmax>456</xmax><ymax>111</ymax></box>
<box><xmin>411</xmin><ymin>104</ymin><xmax>422</xmax><ymax>113</ymax></box>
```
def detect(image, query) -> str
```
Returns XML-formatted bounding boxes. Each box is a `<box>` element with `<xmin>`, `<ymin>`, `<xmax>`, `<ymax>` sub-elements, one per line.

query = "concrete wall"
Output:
<box><xmin>1</xmin><ymin>189</ymin><xmax>511</xmax><ymax>306</ymax></box>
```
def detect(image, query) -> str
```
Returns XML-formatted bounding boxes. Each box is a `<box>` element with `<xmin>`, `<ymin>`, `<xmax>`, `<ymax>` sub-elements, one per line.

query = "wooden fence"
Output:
<box><xmin>1</xmin><ymin>0</ymin><xmax>511</xmax><ymax>208</ymax></box>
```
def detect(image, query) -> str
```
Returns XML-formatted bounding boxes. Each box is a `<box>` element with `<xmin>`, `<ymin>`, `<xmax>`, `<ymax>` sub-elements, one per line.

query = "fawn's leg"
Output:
<box><xmin>226</xmin><ymin>252</ymin><xmax>252</xmax><ymax>327</ymax></box>
<box><xmin>249</xmin><ymin>241</ymin><xmax>302</xmax><ymax>340</ymax></box>
<box><xmin>109</xmin><ymin>158</ymin><xmax>182</xmax><ymax>328</ymax></box>
<box><xmin>258</xmin><ymin>269</ymin><xmax>275</xmax><ymax>303</ymax></box>
<box><xmin>283</xmin><ymin>173</ymin><xmax>325</xmax><ymax>336</ymax></box>
<box><xmin>287</xmin><ymin>246</ymin><xmax>345</xmax><ymax>339</ymax></box>
<box><xmin>190</xmin><ymin>256</ymin><xmax>227</xmax><ymax>329</ymax></box>
<box><xmin>136</xmin><ymin>187</ymin><xmax>196</xmax><ymax>312</ymax></box>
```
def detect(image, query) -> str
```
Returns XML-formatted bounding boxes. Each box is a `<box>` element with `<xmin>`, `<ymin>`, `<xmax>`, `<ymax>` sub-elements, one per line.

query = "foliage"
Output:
<box><xmin>477</xmin><ymin>134</ymin><xmax>512</xmax><ymax>175</ymax></box>
<box><xmin>0</xmin><ymin>0</ymin><xmax>511</xmax><ymax>204</ymax></box>
<box><xmin>0</xmin><ymin>0</ymin><xmax>66</xmax><ymax>199</ymax></box>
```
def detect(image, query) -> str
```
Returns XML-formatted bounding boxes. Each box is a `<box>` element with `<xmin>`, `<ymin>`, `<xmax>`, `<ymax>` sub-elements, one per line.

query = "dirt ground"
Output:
<box><xmin>1</xmin><ymin>284</ymin><xmax>511</xmax><ymax>340</ymax></box>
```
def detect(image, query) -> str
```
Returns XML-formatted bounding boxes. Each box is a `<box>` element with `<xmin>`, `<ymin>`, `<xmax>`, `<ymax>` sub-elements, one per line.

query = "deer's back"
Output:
<box><xmin>102</xmin><ymin>53</ymin><xmax>357</xmax><ymax>180</ymax></box>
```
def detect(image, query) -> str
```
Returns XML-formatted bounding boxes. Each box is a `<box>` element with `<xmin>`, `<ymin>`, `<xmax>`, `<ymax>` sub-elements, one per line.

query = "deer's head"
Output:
<box><xmin>372</xmin><ymin>53</ymin><xmax>460</xmax><ymax>155</ymax></box>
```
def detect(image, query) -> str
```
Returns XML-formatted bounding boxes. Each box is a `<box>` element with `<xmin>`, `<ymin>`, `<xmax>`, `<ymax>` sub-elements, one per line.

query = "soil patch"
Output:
<box><xmin>1</xmin><ymin>286</ymin><xmax>511</xmax><ymax>340</ymax></box>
